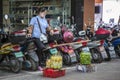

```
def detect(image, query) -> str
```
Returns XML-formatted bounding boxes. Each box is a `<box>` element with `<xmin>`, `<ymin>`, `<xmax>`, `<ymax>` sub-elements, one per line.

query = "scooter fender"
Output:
<box><xmin>112</xmin><ymin>38</ymin><xmax>120</xmax><ymax>47</ymax></box>
<box><xmin>27</xmin><ymin>51</ymin><xmax>39</xmax><ymax>62</ymax></box>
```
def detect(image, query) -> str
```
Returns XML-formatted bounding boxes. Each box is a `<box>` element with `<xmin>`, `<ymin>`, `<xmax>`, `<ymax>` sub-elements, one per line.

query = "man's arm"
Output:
<box><xmin>26</xmin><ymin>17</ymin><xmax>35</xmax><ymax>36</ymax></box>
<box><xmin>27</xmin><ymin>26</ymin><xmax>33</xmax><ymax>34</ymax></box>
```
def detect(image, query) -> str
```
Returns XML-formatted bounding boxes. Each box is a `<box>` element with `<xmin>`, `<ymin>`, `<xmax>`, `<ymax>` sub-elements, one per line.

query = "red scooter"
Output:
<box><xmin>56</xmin><ymin>25</ymin><xmax>79</xmax><ymax>65</ymax></box>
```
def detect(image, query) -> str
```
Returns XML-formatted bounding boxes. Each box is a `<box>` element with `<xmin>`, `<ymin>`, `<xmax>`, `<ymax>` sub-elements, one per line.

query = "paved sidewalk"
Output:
<box><xmin>0</xmin><ymin>59</ymin><xmax>120</xmax><ymax>80</ymax></box>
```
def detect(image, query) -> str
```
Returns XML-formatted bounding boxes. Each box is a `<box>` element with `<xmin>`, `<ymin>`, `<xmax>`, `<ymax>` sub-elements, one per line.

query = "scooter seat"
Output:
<box><xmin>87</xmin><ymin>41</ymin><xmax>100</xmax><ymax>48</ymax></box>
<box><xmin>72</xmin><ymin>44</ymin><xmax>83</xmax><ymax>49</ymax></box>
<box><xmin>111</xmin><ymin>37</ymin><xmax>120</xmax><ymax>47</ymax></box>
<box><xmin>111</xmin><ymin>36</ymin><xmax>120</xmax><ymax>42</ymax></box>
<box><xmin>19</xmin><ymin>38</ymin><xmax>35</xmax><ymax>45</ymax></box>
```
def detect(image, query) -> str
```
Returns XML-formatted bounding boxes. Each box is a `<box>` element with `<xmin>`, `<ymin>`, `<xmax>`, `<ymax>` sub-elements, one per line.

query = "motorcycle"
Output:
<box><xmin>38</xmin><ymin>28</ymin><xmax>62</xmax><ymax>66</ymax></box>
<box><xmin>87</xmin><ymin>26</ymin><xmax>111</xmax><ymax>62</ymax></box>
<box><xmin>58</xmin><ymin>25</ymin><xmax>79</xmax><ymax>65</ymax></box>
<box><xmin>43</xmin><ymin>26</ymin><xmax>79</xmax><ymax>66</ymax></box>
<box><xmin>10</xmin><ymin>30</ymin><xmax>39</xmax><ymax>71</ymax></box>
<box><xmin>110</xmin><ymin>26</ymin><xmax>120</xmax><ymax>57</ymax></box>
<box><xmin>69</xmin><ymin>18</ymin><xmax>103</xmax><ymax>63</ymax></box>
<box><xmin>101</xmin><ymin>25</ymin><xmax>118</xmax><ymax>59</ymax></box>
<box><xmin>73</xmin><ymin>32</ymin><xmax>103</xmax><ymax>63</ymax></box>
<box><xmin>0</xmin><ymin>32</ymin><xmax>24</xmax><ymax>73</ymax></box>
<box><xmin>112</xmin><ymin>37</ymin><xmax>120</xmax><ymax>57</ymax></box>
<box><xmin>58</xmin><ymin>43</ymin><xmax>79</xmax><ymax>65</ymax></box>
<box><xmin>0</xmin><ymin>42</ymin><xmax>23</xmax><ymax>73</ymax></box>
<box><xmin>104</xmin><ymin>40</ymin><xmax>117</xmax><ymax>59</ymax></box>
<box><xmin>21</xmin><ymin>38</ymin><xmax>39</xmax><ymax>71</ymax></box>
<box><xmin>72</xmin><ymin>26</ymin><xmax>110</xmax><ymax>63</ymax></box>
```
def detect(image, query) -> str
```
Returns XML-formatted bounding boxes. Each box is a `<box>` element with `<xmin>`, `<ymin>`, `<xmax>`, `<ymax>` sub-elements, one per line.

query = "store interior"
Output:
<box><xmin>0</xmin><ymin>0</ymin><xmax>120</xmax><ymax>32</ymax></box>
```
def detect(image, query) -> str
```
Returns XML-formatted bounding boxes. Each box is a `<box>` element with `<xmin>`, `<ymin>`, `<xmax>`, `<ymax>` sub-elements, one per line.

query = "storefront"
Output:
<box><xmin>1</xmin><ymin>0</ymin><xmax>95</xmax><ymax>32</ymax></box>
<box><xmin>94</xmin><ymin>0</ymin><xmax>120</xmax><ymax>30</ymax></box>
<box><xmin>103</xmin><ymin>0</ymin><xmax>120</xmax><ymax>24</ymax></box>
<box><xmin>2</xmin><ymin>0</ymin><xmax>71</xmax><ymax>31</ymax></box>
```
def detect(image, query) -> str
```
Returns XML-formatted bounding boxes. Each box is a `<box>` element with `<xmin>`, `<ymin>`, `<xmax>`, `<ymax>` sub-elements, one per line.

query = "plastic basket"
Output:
<box><xmin>43</xmin><ymin>68</ymin><xmax>65</xmax><ymax>78</ymax></box>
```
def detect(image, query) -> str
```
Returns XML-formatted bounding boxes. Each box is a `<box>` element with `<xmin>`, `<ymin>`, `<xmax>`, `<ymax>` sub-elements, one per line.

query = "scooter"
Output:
<box><xmin>86</xmin><ymin>25</ymin><xmax>111</xmax><ymax>62</ymax></box>
<box><xmin>0</xmin><ymin>34</ymin><xmax>23</xmax><ymax>73</ymax></box>
<box><xmin>73</xmin><ymin>31</ymin><xmax>103</xmax><ymax>63</ymax></box>
<box><xmin>112</xmin><ymin>37</ymin><xmax>120</xmax><ymax>57</ymax></box>
<box><xmin>110</xmin><ymin>26</ymin><xmax>120</xmax><ymax>57</ymax></box>
<box><xmin>104</xmin><ymin>40</ymin><xmax>117</xmax><ymax>59</ymax></box>
<box><xmin>101</xmin><ymin>25</ymin><xmax>118</xmax><ymax>59</ymax></box>
<box><xmin>21</xmin><ymin>38</ymin><xmax>39</xmax><ymax>71</ymax></box>
<box><xmin>0</xmin><ymin>14</ymin><xmax>23</xmax><ymax>73</ymax></box>
<box><xmin>58</xmin><ymin>25</ymin><xmax>79</xmax><ymax>65</ymax></box>
<box><xmin>59</xmin><ymin>43</ymin><xmax>78</xmax><ymax>65</ymax></box>
<box><xmin>69</xmin><ymin>18</ymin><xmax>103</xmax><ymax>63</ymax></box>
<box><xmin>10</xmin><ymin>30</ymin><xmax>39</xmax><ymax>71</ymax></box>
<box><xmin>39</xmin><ymin>28</ymin><xmax>62</xmax><ymax>66</ymax></box>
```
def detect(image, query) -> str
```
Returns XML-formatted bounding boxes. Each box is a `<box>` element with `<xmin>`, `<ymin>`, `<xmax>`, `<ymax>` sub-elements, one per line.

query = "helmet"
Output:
<box><xmin>63</xmin><ymin>31</ymin><xmax>74</xmax><ymax>43</ymax></box>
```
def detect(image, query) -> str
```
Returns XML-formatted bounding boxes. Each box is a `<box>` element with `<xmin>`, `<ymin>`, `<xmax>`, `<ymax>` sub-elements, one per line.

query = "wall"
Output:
<box><xmin>95</xmin><ymin>0</ymin><xmax>102</xmax><ymax>3</ymax></box>
<box><xmin>103</xmin><ymin>0</ymin><xmax>120</xmax><ymax>24</ymax></box>
<box><xmin>83</xmin><ymin>0</ymin><xmax>95</xmax><ymax>32</ymax></box>
<box><xmin>94</xmin><ymin>0</ymin><xmax>103</xmax><ymax>31</ymax></box>
<box><xmin>0</xmin><ymin>0</ymin><xmax>3</xmax><ymax>27</ymax></box>
<box><xmin>71</xmin><ymin>0</ymin><xmax>84</xmax><ymax>30</ymax></box>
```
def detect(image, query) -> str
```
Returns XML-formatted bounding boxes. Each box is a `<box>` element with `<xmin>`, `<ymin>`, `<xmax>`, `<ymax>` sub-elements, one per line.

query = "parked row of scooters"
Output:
<box><xmin>0</xmin><ymin>23</ymin><xmax>120</xmax><ymax>73</ymax></box>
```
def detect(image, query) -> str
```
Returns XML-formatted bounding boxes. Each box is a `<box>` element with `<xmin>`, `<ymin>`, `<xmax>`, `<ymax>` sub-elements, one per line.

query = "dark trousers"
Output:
<box><xmin>33</xmin><ymin>38</ymin><xmax>45</xmax><ymax>65</ymax></box>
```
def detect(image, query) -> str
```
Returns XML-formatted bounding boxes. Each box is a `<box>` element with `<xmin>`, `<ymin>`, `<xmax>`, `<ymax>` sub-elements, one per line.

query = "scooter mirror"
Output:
<box><xmin>4</xmin><ymin>14</ymin><xmax>8</xmax><ymax>20</ymax></box>
<box><xmin>57</xmin><ymin>16</ymin><xmax>60</xmax><ymax>21</ymax></box>
<box><xmin>78</xmin><ymin>31</ymin><xmax>86</xmax><ymax>36</ymax></box>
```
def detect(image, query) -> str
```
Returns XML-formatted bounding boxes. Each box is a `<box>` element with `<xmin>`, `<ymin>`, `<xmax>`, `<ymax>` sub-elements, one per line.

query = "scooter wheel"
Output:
<box><xmin>0</xmin><ymin>55</ymin><xmax>4</xmax><ymax>63</ymax></box>
<box><xmin>74</xmin><ymin>50</ymin><xmax>80</xmax><ymax>62</ymax></box>
<box><xmin>29</xmin><ymin>58</ymin><xmax>39</xmax><ymax>71</ymax></box>
<box><xmin>63</xmin><ymin>53</ymin><xmax>71</xmax><ymax>66</ymax></box>
<box><xmin>115</xmin><ymin>45</ymin><xmax>120</xmax><ymax>58</ymax></box>
<box><xmin>104</xmin><ymin>48</ymin><xmax>111</xmax><ymax>61</ymax></box>
<box><xmin>90</xmin><ymin>48</ymin><xmax>103</xmax><ymax>63</ymax></box>
<box><xmin>10</xmin><ymin>56</ymin><xmax>22</xmax><ymax>73</ymax></box>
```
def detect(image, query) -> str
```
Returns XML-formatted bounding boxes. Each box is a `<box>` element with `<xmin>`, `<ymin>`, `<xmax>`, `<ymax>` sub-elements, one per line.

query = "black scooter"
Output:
<box><xmin>20</xmin><ymin>38</ymin><xmax>39</xmax><ymax>71</ymax></box>
<box><xmin>0</xmin><ymin>33</ymin><xmax>23</xmax><ymax>73</ymax></box>
<box><xmin>10</xmin><ymin>30</ymin><xmax>39</xmax><ymax>71</ymax></box>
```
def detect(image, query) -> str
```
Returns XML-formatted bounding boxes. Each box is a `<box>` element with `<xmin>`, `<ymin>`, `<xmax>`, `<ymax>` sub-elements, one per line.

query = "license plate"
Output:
<box><xmin>14</xmin><ymin>52</ymin><xmax>24</xmax><ymax>58</ymax></box>
<box><xmin>82</xmin><ymin>47</ymin><xmax>90</xmax><ymax>52</ymax></box>
<box><xmin>50</xmin><ymin>48</ymin><xmax>58</xmax><ymax>54</ymax></box>
<box><xmin>108</xmin><ymin>47</ymin><xmax>114</xmax><ymax>50</ymax></box>
<box><xmin>71</xmin><ymin>56</ymin><xmax>77</xmax><ymax>62</ymax></box>
<box><xmin>70</xmin><ymin>53</ymin><xmax>76</xmax><ymax>57</ymax></box>
<box><xmin>69</xmin><ymin>53</ymin><xmax>77</xmax><ymax>62</ymax></box>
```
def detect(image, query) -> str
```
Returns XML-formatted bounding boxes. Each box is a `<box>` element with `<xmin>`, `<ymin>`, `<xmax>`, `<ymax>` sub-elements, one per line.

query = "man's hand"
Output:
<box><xmin>26</xmin><ymin>33</ymin><xmax>32</xmax><ymax>38</ymax></box>
<box><xmin>50</xmin><ymin>30</ymin><xmax>54</xmax><ymax>35</ymax></box>
<box><xmin>27</xmin><ymin>26</ymin><xmax>33</xmax><ymax>34</ymax></box>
